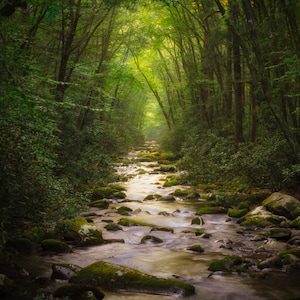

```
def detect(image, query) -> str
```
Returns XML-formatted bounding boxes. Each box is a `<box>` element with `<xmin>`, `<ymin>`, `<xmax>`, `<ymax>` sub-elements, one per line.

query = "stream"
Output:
<box><xmin>14</xmin><ymin>144</ymin><xmax>300</xmax><ymax>299</ymax></box>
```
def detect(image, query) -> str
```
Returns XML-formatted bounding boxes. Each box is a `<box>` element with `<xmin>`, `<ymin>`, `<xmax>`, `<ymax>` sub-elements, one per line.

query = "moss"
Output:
<box><xmin>196</xmin><ymin>206</ymin><xmax>227</xmax><ymax>215</ymax></box>
<box><xmin>187</xmin><ymin>244</ymin><xmax>204</xmax><ymax>253</ymax></box>
<box><xmin>113</xmin><ymin>191</ymin><xmax>127</xmax><ymax>199</ymax></box>
<box><xmin>23</xmin><ymin>226</ymin><xmax>57</xmax><ymax>243</ymax></box>
<box><xmin>117</xmin><ymin>206</ymin><xmax>133</xmax><ymax>215</ymax></box>
<box><xmin>163</xmin><ymin>178</ymin><xmax>178</xmax><ymax>187</ymax></box>
<box><xmin>173</xmin><ymin>189</ymin><xmax>190</xmax><ymax>197</ymax></box>
<box><xmin>278</xmin><ymin>248</ymin><xmax>300</xmax><ymax>259</ymax></box>
<box><xmin>70</xmin><ymin>261</ymin><xmax>195</xmax><ymax>296</ymax></box>
<box><xmin>157</xmin><ymin>165</ymin><xmax>177</xmax><ymax>173</ymax></box>
<box><xmin>91</xmin><ymin>187</ymin><xmax>116</xmax><ymax>199</ymax></box>
<box><xmin>53</xmin><ymin>284</ymin><xmax>104</xmax><ymax>300</ymax></box>
<box><xmin>118</xmin><ymin>218</ymin><xmax>152</xmax><ymax>227</ymax></box>
<box><xmin>144</xmin><ymin>194</ymin><xmax>156</xmax><ymax>200</ymax></box>
<box><xmin>141</xmin><ymin>235</ymin><xmax>163</xmax><ymax>244</ymax></box>
<box><xmin>159</xmin><ymin>151</ymin><xmax>178</xmax><ymax>161</ymax></box>
<box><xmin>196</xmin><ymin>183</ymin><xmax>218</xmax><ymax>192</ymax></box>
<box><xmin>240</xmin><ymin>217</ymin><xmax>273</xmax><ymax>228</ymax></box>
<box><xmin>41</xmin><ymin>239</ymin><xmax>71</xmax><ymax>253</ymax></box>
<box><xmin>89</xmin><ymin>199</ymin><xmax>110</xmax><ymax>209</ymax></box>
<box><xmin>208</xmin><ymin>256</ymin><xmax>245</xmax><ymax>272</ymax></box>
<box><xmin>151</xmin><ymin>227</ymin><xmax>174</xmax><ymax>233</ymax></box>
<box><xmin>105</xmin><ymin>223</ymin><xmax>123</xmax><ymax>231</ymax></box>
<box><xmin>228</xmin><ymin>208</ymin><xmax>248</xmax><ymax>218</ymax></box>
<box><xmin>290</xmin><ymin>216</ymin><xmax>300</xmax><ymax>229</ymax></box>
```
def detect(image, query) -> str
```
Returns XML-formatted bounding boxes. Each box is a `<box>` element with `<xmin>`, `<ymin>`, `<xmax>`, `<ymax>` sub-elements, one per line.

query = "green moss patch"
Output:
<box><xmin>208</xmin><ymin>256</ymin><xmax>246</xmax><ymax>272</ymax></box>
<box><xmin>173</xmin><ymin>189</ymin><xmax>190</xmax><ymax>197</ymax></box>
<box><xmin>187</xmin><ymin>244</ymin><xmax>204</xmax><ymax>253</ymax></box>
<box><xmin>41</xmin><ymin>239</ymin><xmax>71</xmax><ymax>253</ymax></box>
<box><xmin>196</xmin><ymin>206</ymin><xmax>227</xmax><ymax>215</ymax></box>
<box><xmin>89</xmin><ymin>199</ymin><xmax>110</xmax><ymax>209</ymax></box>
<box><xmin>141</xmin><ymin>235</ymin><xmax>163</xmax><ymax>244</ymax></box>
<box><xmin>228</xmin><ymin>208</ymin><xmax>248</xmax><ymax>218</ymax></box>
<box><xmin>70</xmin><ymin>261</ymin><xmax>195</xmax><ymax>296</ymax></box>
<box><xmin>118</xmin><ymin>218</ymin><xmax>153</xmax><ymax>227</ymax></box>
<box><xmin>279</xmin><ymin>248</ymin><xmax>300</xmax><ymax>259</ymax></box>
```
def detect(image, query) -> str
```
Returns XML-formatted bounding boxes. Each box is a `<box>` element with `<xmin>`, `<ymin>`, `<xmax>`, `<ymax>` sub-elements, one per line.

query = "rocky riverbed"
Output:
<box><xmin>1</xmin><ymin>143</ymin><xmax>300</xmax><ymax>299</ymax></box>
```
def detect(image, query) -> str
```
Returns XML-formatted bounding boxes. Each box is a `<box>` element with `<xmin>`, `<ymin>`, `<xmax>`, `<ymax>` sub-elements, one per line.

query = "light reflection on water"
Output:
<box><xmin>15</xmin><ymin>151</ymin><xmax>300</xmax><ymax>299</ymax></box>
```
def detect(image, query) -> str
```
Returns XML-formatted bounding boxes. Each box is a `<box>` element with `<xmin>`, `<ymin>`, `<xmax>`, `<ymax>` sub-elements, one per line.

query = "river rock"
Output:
<box><xmin>187</xmin><ymin>244</ymin><xmax>204</xmax><ymax>253</ymax></box>
<box><xmin>266</xmin><ymin>228</ymin><xmax>291</xmax><ymax>240</ymax></box>
<box><xmin>70</xmin><ymin>261</ymin><xmax>195</xmax><ymax>297</ymax></box>
<box><xmin>56</xmin><ymin>218</ymin><xmax>105</xmax><ymax>247</ymax></box>
<box><xmin>262</xmin><ymin>192</ymin><xmax>300</xmax><ymax>220</ymax></box>
<box><xmin>255</xmin><ymin>240</ymin><xmax>287</xmax><ymax>253</ymax></box>
<box><xmin>53</xmin><ymin>284</ymin><xmax>104</xmax><ymax>300</ymax></box>
<box><xmin>289</xmin><ymin>216</ymin><xmax>300</xmax><ymax>229</ymax></box>
<box><xmin>51</xmin><ymin>264</ymin><xmax>82</xmax><ymax>281</ymax></box>
<box><xmin>41</xmin><ymin>239</ymin><xmax>72</xmax><ymax>253</ymax></box>
<box><xmin>240</xmin><ymin>206</ymin><xmax>286</xmax><ymax>227</ymax></box>
<box><xmin>258</xmin><ymin>255</ymin><xmax>282</xmax><ymax>270</ymax></box>
<box><xmin>141</xmin><ymin>235</ymin><xmax>163</xmax><ymax>244</ymax></box>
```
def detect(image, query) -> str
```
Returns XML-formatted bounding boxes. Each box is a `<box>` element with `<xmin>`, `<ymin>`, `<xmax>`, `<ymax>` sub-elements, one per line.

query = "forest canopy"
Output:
<box><xmin>0</xmin><ymin>0</ymin><xmax>299</xmax><ymax>233</ymax></box>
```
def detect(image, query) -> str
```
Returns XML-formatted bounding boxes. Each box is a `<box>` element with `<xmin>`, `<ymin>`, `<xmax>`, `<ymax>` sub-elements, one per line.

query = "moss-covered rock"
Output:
<box><xmin>158</xmin><ymin>195</ymin><xmax>176</xmax><ymax>202</ymax></box>
<box><xmin>290</xmin><ymin>216</ymin><xmax>300</xmax><ymax>229</ymax></box>
<box><xmin>56</xmin><ymin>218</ymin><xmax>104</xmax><ymax>247</ymax></box>
<box><xmin>279</xmin><ymin>248</ymin><xmax>300</xmax><ymax>259</ymax></box>
<box><xmin>88</xmin><ymin>199</ymin><xmax>110</xmax><ymax>209</ymax></box>
<box><xmin>191</xmin><ymin>217</ymin><xmax>204</xmax><ymax>225</ymax></box>
<box><xmin>51</xmin><ymin>263</ymin><xmax>82</xmax><ymax>281</ymax></box>
<box><xmin>91</xmin><ymin>185</ymin><xmax>126</xmax><ymax>200</ymax></box>
<box><xmin>151</xmin><ymin>227</ymin><xmax>174</xmax><ymax>233</ymax></box>
<box><xmin>187</xmin><ymin>244</ymin><xmax>204</xmax><ymax>253</ymax></box>
<box><xmin>141</xmin><ymin>235</ymin><xmax>163</xmax><ymax>244</ymax></box>
<box><xmin>117</xmin><ymin>206</ymin><xmax>133</xmax><ymax>215</ymax></box>
<box><xmin>228</xmin><ymin>208</ymin><xmax>248</xmax><ymax>218</ymax></box>
<box><xmin>53</xmin><ymin>284</ymin><xmax>104</xmax><ymax>300</ymax></box>
<box><xmin>208</xmin><ymin>256</ymin><xmax>246</xmax><ymax>273</ymax></box>
<box><xmin>257</xmin><ymin>256</ymin><xmax>282</xmax><ymax>270</ymax></box>
<box><xmin>195</xmin><ymin>228</ymin><xmax>211</xmax><ymax>238</ymax></box>
<box><xmin>41</xmin><ymin>239</ymin><xmax>72</xmax><ymax>253</ymax></box>
<box><xmin>70</xmin><ymin>261</ymin><xmax>195</xmax><ymax>297</ymax></box>
<box><xmin>266</xmin><ymin>228</ymin><xmax>291</xmax><ymax>240</ymax></box>
<box><xmin>240</xmin><ymin>206</ymin><xmax>286</xmax><ymax>227</ymax></box>
<box><xmin>23</xmin><ymin>226</ymin><xmax>58</xmax><ymax>243</ymax></box>
<box><xmin>262</xmin><ymin>192</ymin><xmax>300</xmax><ymax>220</ymax></box>
<box><xmin>104</xmin><ymin>223</ymin><xmax>123</xmax><ymax>231</ymax></box>
<box><xmin>196</xmin><ymin>206</ymin><xmax>227</xmax><ymax>215</ymax></box>
<box><xmin>113</xmin><ymin>191</ymin><xmax>127</xmax><ymax>199</ymax></box>
<box><xmin>118</xmin><ymin>218</ymin><xmax>152</xmax><ymax>227</ymax></box>
<box><xmin>173</xmin><ymin>189</ymin><xmax>190</xmax><ymax>197</ymax></box>
<box><xmin>163</xmin><ymin>177</ymin><xmax>178</xmax><ymax>187</ymax></box>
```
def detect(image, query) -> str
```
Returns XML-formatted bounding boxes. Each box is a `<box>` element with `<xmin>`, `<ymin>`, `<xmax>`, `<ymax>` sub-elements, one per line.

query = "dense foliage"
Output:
<box><xmin>0</xmin><ymin>0</ymin><xmax>299</xmax><ymax>237</ymax></box>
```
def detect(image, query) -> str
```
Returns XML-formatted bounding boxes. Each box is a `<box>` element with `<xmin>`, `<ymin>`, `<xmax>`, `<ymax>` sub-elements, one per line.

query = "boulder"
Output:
<box><xmin>41</xmin><ymin>239</ymin><xmax>72</xmax><ymax>253</ymax></box>
<box><xmin>187</xmin><ymin>244</ymin><xmax>204</xmax><ymax>253</ymax></box>
<box><xmin>266</xmin><ymin>228</ymin><xmax>291</xmax><ymax>240</ymax></box>
<box><xmin>51</xmin><ymin>264</ymin><xmax>82</xmax><ymax>281</ymax></box>
<box><xmin>262</xmin><ymin>192</ymin><xmax>300</xmax><ymax>220</ymax></box>
<box><xmin>56</xmin><ymin>218</ymin><xmax>105</xmax><ymax>247</ymax></box>
<box><xmin>240</xmin><ymin>206</ymin><xmax>286</xmax><ymax>227</ymax></box>
<box><xmin>258</xmin><ymin>256</ymin><xmax>282</xmax><ymax>270</ymax></box>
<box><xmin>141</xmin><ymin>235</ymin><xmax>163</xmax><ymax>244</ymax></box>
<box><xmin>53</xmin><ymin>284</ymin><xmax>104</xmax><ymax>300</ymax></box>
<box><xmin>208</xmin><ymin>256</ymin><xmax>249</xmax><ymax>273</ymax></box>
<box><xmin>70</xmin><ymin>261</ymin><xmax>195</xmax><ymax>297</ymax></box>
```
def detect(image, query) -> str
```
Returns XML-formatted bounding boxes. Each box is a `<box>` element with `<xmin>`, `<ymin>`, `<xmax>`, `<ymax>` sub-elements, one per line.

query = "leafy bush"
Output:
<box><xmin>179</xmin><ymin>132</ymin><xmax>297</xmax><ymax>191</ymax></box>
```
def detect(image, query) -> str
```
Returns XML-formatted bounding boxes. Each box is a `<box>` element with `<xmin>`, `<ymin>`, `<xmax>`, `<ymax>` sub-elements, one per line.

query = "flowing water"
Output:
<box><xmin>15</xmin><ymin>146</ymin><xmax>300</xmax><ymax>299</ymax></box>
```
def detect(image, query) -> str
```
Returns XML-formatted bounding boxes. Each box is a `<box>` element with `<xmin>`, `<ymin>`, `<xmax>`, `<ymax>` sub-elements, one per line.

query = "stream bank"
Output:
<box><xmin>1</xmin><ymin>142</ymin><xmax>300</xmax><ymax>299</ymax></box>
